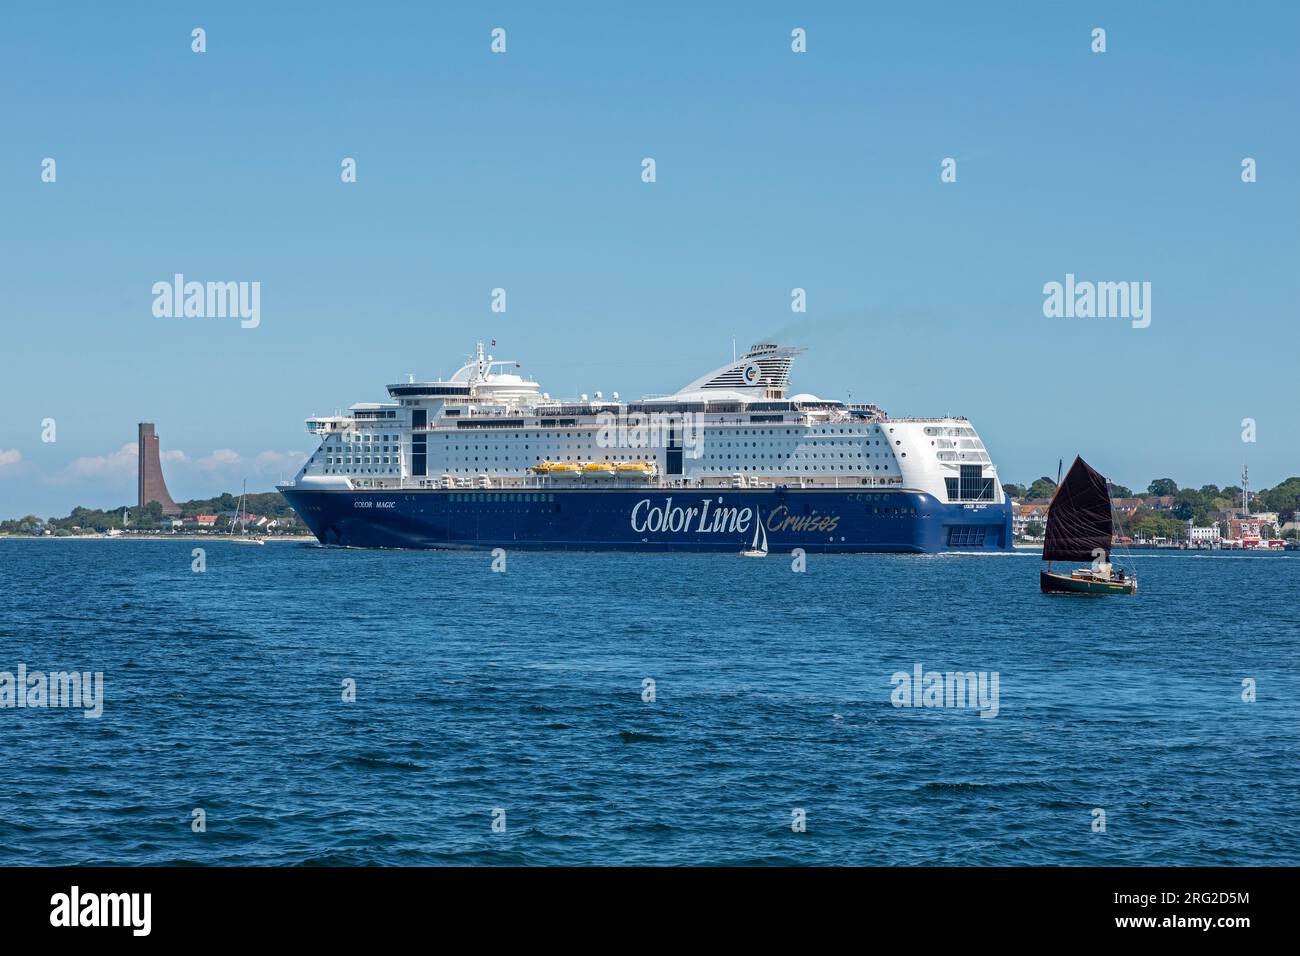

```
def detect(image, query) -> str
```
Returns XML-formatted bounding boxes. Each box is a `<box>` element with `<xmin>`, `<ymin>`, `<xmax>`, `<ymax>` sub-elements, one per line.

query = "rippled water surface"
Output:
<box><xmin>1</xmin><ymin>540</ymin><xmax>1296</xmax><ymax>865</ymax></box>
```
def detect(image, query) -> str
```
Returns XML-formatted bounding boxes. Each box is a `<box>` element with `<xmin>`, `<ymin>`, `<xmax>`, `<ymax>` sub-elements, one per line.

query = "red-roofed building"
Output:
<box><xmin>1229</xmin><ymin>517</ymin><xmax>1261</xmax><ymax>547</ymax></box>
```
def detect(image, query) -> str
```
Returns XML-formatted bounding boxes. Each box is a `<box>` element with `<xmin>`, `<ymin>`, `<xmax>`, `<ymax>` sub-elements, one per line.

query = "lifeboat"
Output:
<box><xmin>547</xmin><ymin>462</ymin><xmax>580</xmax><ymax>474</ymax></box>
<box><xmin>615</xmin><ymin>461</ymin><xmax>657</xmax><ymax>477</ymax></box>
<box><xmin>582</xmin><ymin>462</ymin><xmax>617</xmax><ymax>477</ymax></box>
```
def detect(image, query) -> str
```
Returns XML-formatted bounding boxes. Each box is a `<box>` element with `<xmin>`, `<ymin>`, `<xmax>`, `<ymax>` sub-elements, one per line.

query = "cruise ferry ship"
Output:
<box><xmin>277</xmin><ymin>342</ymin><xmax>1012</xmax><ymax>552</ymax></box>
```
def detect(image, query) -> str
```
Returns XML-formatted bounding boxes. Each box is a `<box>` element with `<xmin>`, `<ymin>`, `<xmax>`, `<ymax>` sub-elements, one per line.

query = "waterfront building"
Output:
<box><xmin>1229</xmin><ymin>517</ymin><xmax>1262</xmax><ymax>547</ymax></box>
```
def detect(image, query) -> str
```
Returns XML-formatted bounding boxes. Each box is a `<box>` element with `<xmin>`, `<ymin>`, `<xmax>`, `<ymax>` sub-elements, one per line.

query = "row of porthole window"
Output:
<box><xmin>695</xmin><ymin>465</ymin><xmax>889</xmax><ymax>472</ymax></box>
<box><xmin>428</xmin><ymin>427</ymin><xmax>882</xmax><ymax>438</ymax></box>
<box><xmin>701</xmin><ymin>454</ymin><xmax>881</xmax><ymax>461</ymax></box>
<box><xmin>448</xmin><ymin>493</ymin><xmax>554</xmax><ymax>502</ymax></box>
<box><xmin>435</xmin><ymin>438</ymin><xmax>889</xmax><ymax>448</ymax></box>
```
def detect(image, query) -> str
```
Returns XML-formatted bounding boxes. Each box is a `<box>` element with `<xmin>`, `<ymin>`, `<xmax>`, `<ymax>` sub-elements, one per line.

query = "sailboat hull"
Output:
<box><xmin>1040</xmin><ymin>570</ymin><xmax>1135</xmax><ymax>595</ymax></box>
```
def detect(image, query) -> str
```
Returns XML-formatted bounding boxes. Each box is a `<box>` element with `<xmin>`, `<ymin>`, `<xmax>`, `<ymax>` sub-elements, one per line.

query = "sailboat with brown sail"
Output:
<box><xmin>1040</xmin><ymin>456</ymin><xmax>1136</xmax><ymax>595</ymax></box>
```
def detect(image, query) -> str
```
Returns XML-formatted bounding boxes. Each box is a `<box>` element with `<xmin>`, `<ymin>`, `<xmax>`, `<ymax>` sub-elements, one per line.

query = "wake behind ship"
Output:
<box><xmin>277</xmin><ymin>343</ymin><xmax>1012</xmax><ymax>553</ymax></box>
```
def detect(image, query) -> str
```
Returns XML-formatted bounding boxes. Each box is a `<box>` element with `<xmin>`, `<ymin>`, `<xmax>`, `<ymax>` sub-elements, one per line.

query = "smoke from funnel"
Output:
<box><xmin>756</xmin><ymin>311</ymin><xmax>879</xmax><ymax>350</ymax></box>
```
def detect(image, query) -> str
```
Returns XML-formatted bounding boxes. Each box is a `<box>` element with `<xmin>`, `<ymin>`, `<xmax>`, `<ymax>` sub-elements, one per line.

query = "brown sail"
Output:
<box><xmin>1042</xmin><ymin>456</ymin><xmax>1113</xmax><ymax>562</ymax></box>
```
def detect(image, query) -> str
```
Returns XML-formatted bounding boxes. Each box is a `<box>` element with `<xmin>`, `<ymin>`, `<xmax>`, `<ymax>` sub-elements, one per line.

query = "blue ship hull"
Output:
<box><xmin>280</xmin><ymin>486</ymin><xmax>1013</xmax><ymax>553</ymax></box>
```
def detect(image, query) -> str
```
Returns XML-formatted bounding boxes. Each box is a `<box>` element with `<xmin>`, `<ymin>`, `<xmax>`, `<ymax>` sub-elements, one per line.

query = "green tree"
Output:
<box><xmin>1131</xmin><ymin>510</ymin><xmax>1185</xmax><ymax>541</ymax></box>
<box><xmin>141</xmin><ymin>501</ymin><xmax>163</xmax><ymax>521</ymax></box>
<box><xmin>1001</xmin><ymin>482</ymin><xmax>1027</xmax><ymax>499</ymax></box>
<box><xmin>1108</xmin><ymin>483</ymin><xmax>1134</xmax><ymax>498</ymax></box>
<box><xmin>1259</xmin><ymin>477</ymin><xmax>1300</xmax><ymax>516</ymax></box>
<box><xmin>0</xmin><ymin>514</ymin><xmax>45</xmax><ymax>534</ymax></box>
<box><xmin>1172</xmin><ymin>489</ymin><xmax>1216</xmax><ymax>525</ymax></box>
<box><xmin>1147</xmin><ymin>478</ymin><xmax>1178</xmax><ymax>497</ymax></box>
<box><xmin>1026</xmin><ymin>477</ymin><xmax>1058</xmax><ymax>500</ymax></box>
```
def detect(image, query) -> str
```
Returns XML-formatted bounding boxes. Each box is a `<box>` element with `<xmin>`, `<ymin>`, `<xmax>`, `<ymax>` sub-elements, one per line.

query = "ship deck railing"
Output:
<box><xmin>332</xmin><ymin>474</ymin><xmax>909</xmax><ymax>492</ymax></box>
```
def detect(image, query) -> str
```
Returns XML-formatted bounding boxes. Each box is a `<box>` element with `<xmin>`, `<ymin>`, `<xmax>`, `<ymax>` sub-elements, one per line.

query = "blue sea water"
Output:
<box><xmin>0</xmin><ymin>539</ymin><xmax>1296</xmax><ymax>866</ymax></box>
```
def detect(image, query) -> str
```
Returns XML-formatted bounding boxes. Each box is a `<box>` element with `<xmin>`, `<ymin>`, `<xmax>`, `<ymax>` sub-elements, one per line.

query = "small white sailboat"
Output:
<box><xmin>740</xmin><ymin>512</ymin><xmax>769</xmax><ymax>557</ymax></box>
<box><xmin>228</xmin><ymin>480</ymin><xmax>265</xmax><ymax>545</ymax></box>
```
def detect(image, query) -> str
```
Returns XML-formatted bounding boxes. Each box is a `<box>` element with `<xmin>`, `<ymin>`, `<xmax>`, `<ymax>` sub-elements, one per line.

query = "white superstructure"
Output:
<box><xmin>289</xmin><ymin>342</ymin><xmax>1006</xmax><ymax>505</ymax></box>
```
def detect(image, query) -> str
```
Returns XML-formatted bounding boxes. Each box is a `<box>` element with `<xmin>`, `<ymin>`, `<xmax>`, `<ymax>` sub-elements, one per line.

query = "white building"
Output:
<box><xmin>1188</xmin><ymin>525</ymin><xmax>1221</xmax><ymax>547</ymax></box>
<box><xmin>1013</xmin><ymin>503</ymin><xmax>1050</xmax><ymax>539</ymax></box>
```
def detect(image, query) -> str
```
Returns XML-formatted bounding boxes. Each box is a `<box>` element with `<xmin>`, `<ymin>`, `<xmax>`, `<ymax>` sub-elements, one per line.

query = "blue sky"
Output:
<box><xmin>1</xmin><ymin>1</ymin><xmax>1297</xmax><ymax>517</ymax></box>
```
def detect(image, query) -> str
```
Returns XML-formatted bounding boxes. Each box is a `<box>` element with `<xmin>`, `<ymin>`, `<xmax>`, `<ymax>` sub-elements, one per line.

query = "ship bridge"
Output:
<box><xmin>384</xmin><ymin>342</ymin><xmax>542</xmax><ymax>408</ymax></box>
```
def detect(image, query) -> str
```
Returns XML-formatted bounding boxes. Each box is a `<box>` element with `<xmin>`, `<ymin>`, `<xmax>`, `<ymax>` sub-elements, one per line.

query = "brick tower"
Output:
<box><xmin>137</xmin><ymin>423</ymin><xmax>181</xmax><ymax>515</ymax></box>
